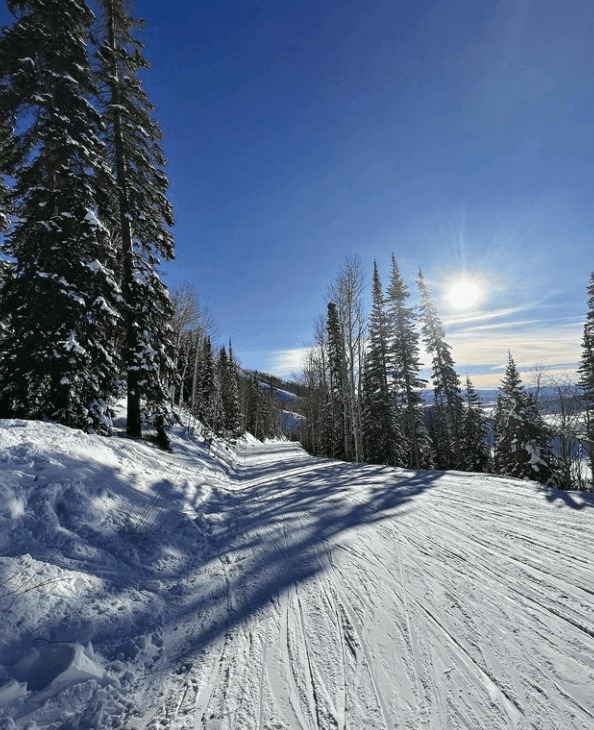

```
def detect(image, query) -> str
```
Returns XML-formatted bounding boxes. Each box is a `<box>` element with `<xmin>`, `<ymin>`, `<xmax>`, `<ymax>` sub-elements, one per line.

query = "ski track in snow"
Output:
<box><xmin>1</xmin><ymin>419</ymin><xmax>594</xmax><ymax>729</ymax></box>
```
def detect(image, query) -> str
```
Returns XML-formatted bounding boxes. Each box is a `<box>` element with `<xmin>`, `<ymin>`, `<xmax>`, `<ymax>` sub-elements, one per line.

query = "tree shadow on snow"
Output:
<box><xmin>540</xmin><ymin>485</ymin><xmax>594</xmax><ymax>510</ymax></box>
<box><xmin>0</xmin><ymin>436</ymin><xmax>441</xmax><ymax>701</ymax></box>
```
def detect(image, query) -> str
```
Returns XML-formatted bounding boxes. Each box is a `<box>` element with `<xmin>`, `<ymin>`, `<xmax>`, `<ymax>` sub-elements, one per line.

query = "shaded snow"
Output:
<box><xmin>1</xmin><ymin>414</ymin><xmax>594</xmax><ymax>729</ymax></box>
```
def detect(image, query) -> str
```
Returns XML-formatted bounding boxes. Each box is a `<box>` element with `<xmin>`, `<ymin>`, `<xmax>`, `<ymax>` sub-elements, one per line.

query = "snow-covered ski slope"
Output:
<box><xmin>1</xmin><ymin>417</ymin><xmax>594</xmax><ymax>729</ymax></box>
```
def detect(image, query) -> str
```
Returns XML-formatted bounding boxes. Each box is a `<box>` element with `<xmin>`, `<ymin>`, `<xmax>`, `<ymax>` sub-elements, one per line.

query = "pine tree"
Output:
<box><xmin>417</xmin><ymin>270</ymin><xmax>464</xmax><ymax>469</ymax></box>
<box><xmin>196</xmin><ymin>337</ymin><xmax>222</xmax><ymax>435</ymax></box>
<box><xmin>0</xmin><ymin>0</ymin><xmax>120</xmax><ymax>432</ymax></box>
<box><xmin>494</xmin><ymin>352</ymin><xmax>559</xmax><ymax>486</ymax></box>
<box><xmin>461</xmin><ymin>376</ymin><xmax>492</xmax><ymax>472</ymax></box>
<box><xmin>219</xmin><ymin>343</ymin><xmax>242</xmax><ymax>438</ymax></box>
<box><xmin>578</xmin><ymin>273</ymin><xmax>594</xmax><ymax>489</ymax></box>
<box><xmin>386</xmin><ymin>256</ymin><xmax>431</xmax><ymax>469</ymax></box>
<box><xmin>326</xmin><ymin>301</ymin><xmax>351</xmax><ymax>460</ymax></box>
<box><xmin>244</xmin><ymin>374</ymin><xmax>276</xmax><ymax>441</ymax></box>
<box><xmin>95</xmin><ymin>0</ymin><xmax>176</xmax><ymax>437</ymax></box>
<box><xmin>361</xmin><ymin>262</ymin><xmax>403</xmax><ymax>465</ymax></box>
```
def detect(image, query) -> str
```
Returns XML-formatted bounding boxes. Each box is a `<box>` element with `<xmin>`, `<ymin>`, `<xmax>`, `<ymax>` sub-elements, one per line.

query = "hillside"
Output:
<box><xmin>1</xmin><ymin>415</ymin><xmax>594</xmax><ymax>729</ymax></box>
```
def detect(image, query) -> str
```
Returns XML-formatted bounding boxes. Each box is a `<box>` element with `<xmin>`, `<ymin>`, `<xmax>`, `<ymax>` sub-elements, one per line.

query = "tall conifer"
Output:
<box><xmin>196</xmin><ymin>337</ymin><xmax>222</xmax><ymax>435</ymax></box>
<box><xmin>361</xmin><ymin>262</ymin><xmax>403</xmax><ymax>465</ymax></box>
<box><xmin>386</xmin><ymin>256</ymin><xmax>431</xmax><ymax>469</ymax></box>
<box><xmin>0</xmin><ymin>0</ymin><xmax>120</xmax><ymax>431</ymax></box>
<box><xmin>417</xmin><ymin>270</ymin><xmax>464</xmax><ymax>468</ymax></box>
<box><xmin>326</xmin><ymin>302</ymin><xmax>350</xmax><ymax>460</ymax></box>
<box><xmin>578</xmin><ymin>273</ymin><xmax>594</xmax><ymax>488</ymax></box>
<box><xmin>494</xmin><ymin>352</ymin><xmax>559</xmax><ymax>486</ymax></box>
<box><xmin>461</xmin><ymin>376</ymin><xmax>492</xmax><ymax>472</ymax></box>
<box><xmin>95</xmin><ymin>0</ymin><xmax>176</xmax><ymax>437</ymax></box>
<box><xmin>219</xmin><ymin>343</ymin><xmax>242</xmax><ymax>438</ymax></box>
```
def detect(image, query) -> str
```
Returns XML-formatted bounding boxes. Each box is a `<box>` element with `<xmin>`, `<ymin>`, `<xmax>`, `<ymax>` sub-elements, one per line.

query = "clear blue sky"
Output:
<box><xmin>8</xmin><ymin>0</ymin><xmax>594</xmax><ymax>387</ymax></box>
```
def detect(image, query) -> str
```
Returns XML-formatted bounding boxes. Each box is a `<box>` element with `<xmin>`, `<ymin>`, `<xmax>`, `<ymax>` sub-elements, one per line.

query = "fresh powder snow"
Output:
<box><xmin>1</xmin><ymin>410</ymin><xmax>593</xmax><ymax>729</ymax></box>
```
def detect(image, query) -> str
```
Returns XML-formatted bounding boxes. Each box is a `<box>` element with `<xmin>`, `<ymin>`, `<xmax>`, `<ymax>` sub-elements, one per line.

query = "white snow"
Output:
<box><xmin>83</xmin><ymin>210</ymin><xmax>106</xmax><ymax>231</ymax></box>
<box><xmin>61</xmin><ymin>332</ymin><xmax>86</xmax><ymax>355</ymax></box>
<box><xmin>1</xmin><ymin>412</ymin><xmax>593</xmax><ymax>729</ymax></box>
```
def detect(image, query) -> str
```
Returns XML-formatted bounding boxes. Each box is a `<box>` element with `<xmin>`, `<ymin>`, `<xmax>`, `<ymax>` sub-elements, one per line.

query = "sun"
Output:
<box><xmin>448</xmin><ymin>279</ymin><xmax>482</xmax><ymax>310</ymax></box>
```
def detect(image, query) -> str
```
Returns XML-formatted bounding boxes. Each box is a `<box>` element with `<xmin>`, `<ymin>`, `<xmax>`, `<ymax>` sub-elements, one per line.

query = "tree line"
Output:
<box><xmin>168</xmin><ymin>283</ymin><xmax>287</xmax><ymax>442</ymax></box>
<box><xmin>298</xmin><ymin>256</ymin><xmax>594</xmax><ymax>491</ymax></box>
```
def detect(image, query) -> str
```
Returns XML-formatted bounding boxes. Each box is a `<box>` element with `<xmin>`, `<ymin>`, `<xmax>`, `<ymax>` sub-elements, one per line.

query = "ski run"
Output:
<box><xmin>1</xmin><ymin>411</ymin><xmax>594</xmax><ymax>730</ymax></box>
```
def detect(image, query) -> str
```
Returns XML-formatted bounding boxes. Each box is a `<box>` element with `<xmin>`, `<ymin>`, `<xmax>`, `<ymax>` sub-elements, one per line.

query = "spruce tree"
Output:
<box><xmin>417</xmin><ymin>270</ymin><xmax>464</xmax><ymax>469</ymax></box>
<box><xmin>0</xmin><ymin>0</ymin><xmax>120</xmax><ymax>432</ymax></box>
<box><xmin>196</xmin><ymin>337</ymin><xmax>222</xmax><ymax>435</ymax></box>
<box><xmin>386</xmin><ymin>256</ymin><xmax>431</xmax><ymax>469</ymax></box>
<box><xmin>494</xmin><ymin>352</ymin><xmax>559</xmax><ymax>486</ymax></box>
<box><xmin>219</xmin><ymin>343</ymin><xmax>242</xmax><ymax>438</ymax></box>
<box><xmin>326</xmin><ymin>301</ymin><xmax>350</xmax><ymax>460</ymax></box>
<box><xmin>461</xmin><ymin>377</ymin><xmax>492</xmax><ymax>472</ymax></box>
<box><xmin>361</xmin><ymin>262</ymin><xmax>403</xmax><ymax>465</ymax></box>
<box><xmin>578</xmin><ymin>273</ymin><xmax>594</xmax><ymax>489</ymax></box>
<box><xmin>95</xmin><ymin>0</ymin><xmax>176</xmax><ymax>437</ymax></box>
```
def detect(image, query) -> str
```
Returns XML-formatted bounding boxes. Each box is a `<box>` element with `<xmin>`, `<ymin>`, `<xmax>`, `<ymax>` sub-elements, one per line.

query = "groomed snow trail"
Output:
<box><xmin>141</xmin><ymin>442</ymin><xmax>594</xmax><ymax>730</ymax></box>
<box><xmin>1</xmin><ymin>421</ymin><xmax>594</xmax><ymax>729</ymax></box>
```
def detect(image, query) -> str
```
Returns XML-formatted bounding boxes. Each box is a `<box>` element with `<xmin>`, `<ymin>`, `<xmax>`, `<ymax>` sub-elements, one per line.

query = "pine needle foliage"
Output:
<box><xmin>94</xmin><ymin>0</ymin><xmax>176</xmax><ymax>437</ymax></box>
<box><xmin>361</xmin><ymin>262</ymin><xmax>404</xmax><ymax>465</ymax></box>
<box><xmin>417</xmin><ymin>270</ymin><xmax>464</xmax><ymax>469</ymax></box>
<box><xmin>0</xmin><ymin>0</ymin><xmax>120</xmax><ymax>432</ymax></box>
<box><xmin>386</xmin><ymin>255</ymin><xmax>431</xmax><ymax>469</ymax></box>
<box><xmin>578</xmin><ymin>273</ymin><xmax>594</xmax><ymax>488</ymax></box>
<box><xmin>494</xmin><ymin>352</ymin><xmax>560</xmax><ymax>487</ymax></box>
<box><xmin>461</xmin><ymin>376</ymin><xmax>492</xmax><ymax>472</ymax></box>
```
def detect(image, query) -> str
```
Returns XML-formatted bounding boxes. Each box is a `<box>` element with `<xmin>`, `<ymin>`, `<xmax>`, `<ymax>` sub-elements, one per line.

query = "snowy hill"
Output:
<box><xmin>1</xmin><ymin>417</ymin><xmax>594</xmax><ymax>729</ymax></box>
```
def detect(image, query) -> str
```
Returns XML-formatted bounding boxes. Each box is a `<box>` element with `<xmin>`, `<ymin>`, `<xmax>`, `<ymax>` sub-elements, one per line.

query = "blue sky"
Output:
<box><xmin>7</xmin><ymin>0</ymin><xmax>594</xmax><ymax>387</ymax></box>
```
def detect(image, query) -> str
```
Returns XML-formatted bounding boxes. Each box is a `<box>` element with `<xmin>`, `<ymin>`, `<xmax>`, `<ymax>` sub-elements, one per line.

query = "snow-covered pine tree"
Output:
<box><xmin>386</xmin><ymin>256</ymin><xmax>431</xmax><ymax>469</ymax></box>
<box><xmin>0</xmin><ymin>0</ymin><xmax>121</xmax><ymax>432</ymax></box>
<box><xmin>361</xmin><ymin>262</ymin><xmax>403</xmax><ymax>466</ymax></box>
<box><xmin>95</xmin><ymin>0</ymin><xmax>176</xmax><ymax>438</ymax></box>
<box><xmin>461</xmin><ymin>376</ymin><xmax>492</xmax><ymax>472</ymax></box>
<box><xmin>494</xmin><ymin>352</ymin><xmax>560</xmax><ymax>487</ymax></box>
<box><xmin>578</xmin><ymin>273</ymin><xmax>594</xmax><ymax>489</ymax></box>
<box><xmin>417</xmin><ymin>270</ymin><xmax>464</xmax><ymax>469</ymax></box>
<box><xmin>219</xmin><ymin>343</ymin><xmax>242</xmax><ymax>438</ymax></box>
<box><xmin>0</xmin><ymin>121</ymin><xmax>13</xmax><ymax>233</ymax></box>
<box><xmin>196</xmin><ymin>337</ymin><xmax>222</xmax><ymax>436</ymax></box>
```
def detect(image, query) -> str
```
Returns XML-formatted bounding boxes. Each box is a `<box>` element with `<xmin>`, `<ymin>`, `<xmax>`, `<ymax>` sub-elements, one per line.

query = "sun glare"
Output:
<box><xmin>448</xmin><ymin>280</ymin><xmax>482</xmax><ymax>310</ymax></box>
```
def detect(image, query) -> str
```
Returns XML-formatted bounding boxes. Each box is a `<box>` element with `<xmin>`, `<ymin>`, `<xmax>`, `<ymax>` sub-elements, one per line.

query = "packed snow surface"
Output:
<box><xmin>1</xmin><ymin>416</ymin><xmax>594</xmax><ymax>729</ymax></box>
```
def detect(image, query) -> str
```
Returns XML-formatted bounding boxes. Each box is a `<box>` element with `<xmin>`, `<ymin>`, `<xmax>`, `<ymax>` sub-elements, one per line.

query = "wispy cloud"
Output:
<box><xmin>448</xmin><ymin>318</ymin><xmax>583</xmax><ymax>387</ymax></box>
<box><xmin>266</xmin><ymin>348</ymin><xmax>309</xmax><ymax>377</ymax></box>
<box><xmin>444</xmin><ymin>306</ymin><xmax>528</xmax><ymax>328</ymax></box>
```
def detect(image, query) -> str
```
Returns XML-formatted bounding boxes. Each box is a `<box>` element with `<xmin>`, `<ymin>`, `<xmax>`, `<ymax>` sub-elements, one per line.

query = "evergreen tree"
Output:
<box><xmin>219</xmin><ymin>343</ymin><xmax>242</xmax><ymax>438</ymax></box>
<box><xmin>386</xmin><ymin>256</ymin><xmax>431</xmax><ymax>469</ymax></box>
<box><xmin>461</xmin><ymin>376</ymin><xmax>492</xmax><ymax>472</ymax></box>
<box><xmin>244</xmin><ymin>374</ymin><xmax>275</xmax><ymax>441</ymax></box>
<box><xmin>494</xmin><ymin>352</ymin><xmax>559</xmax><ymax>486</ymax></box>
<box><xmin>326</xmin><ymin>301</ymin><xmax>350</xmax><ymax>459</ymax></box>
<box><xmin>578</xmin><ymin>273</ymin><xmax>594</xmax><ymax>489</ymax></box>
<box><xmin>417</xmin><ymin>270</ymin><xmax>464</xmax><ymax>468</ymax></box>
<box><xmin>196</xmin><ymin>337</ymin><xmax>222</xmax><ymax>435</ymax></box>
<box><xmin>361</xmin><ymin>262</ymin><xmax>403</xmax><ymax>465</ymax></box>
<box><xmin>0</xmin><ymin>0</ymin><xmax>120</xmax><ymax>432</ymax></box>
<box><xmin>95</xmin><ymin>0</ymin><xmax>176</xmax><ymax>437</ymax></box>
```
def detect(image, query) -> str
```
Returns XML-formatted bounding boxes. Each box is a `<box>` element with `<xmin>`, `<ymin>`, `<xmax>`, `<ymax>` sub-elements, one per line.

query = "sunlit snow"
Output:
<box><xmin>0</xmin><ymin>411</ymin><xmax>593</xmax><ymax>729</ymax></box>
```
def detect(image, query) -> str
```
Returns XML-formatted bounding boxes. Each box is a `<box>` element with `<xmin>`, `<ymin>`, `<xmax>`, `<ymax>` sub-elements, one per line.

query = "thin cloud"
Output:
<box><xmin>267</xmin><ymin>348</ymin><xmax>309</xmax><ymax>377</ymax></box>
<box><xmin>444</xmin><ymin>306</ymin><xmax>527</xmax><ymax>327</ymax></box>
